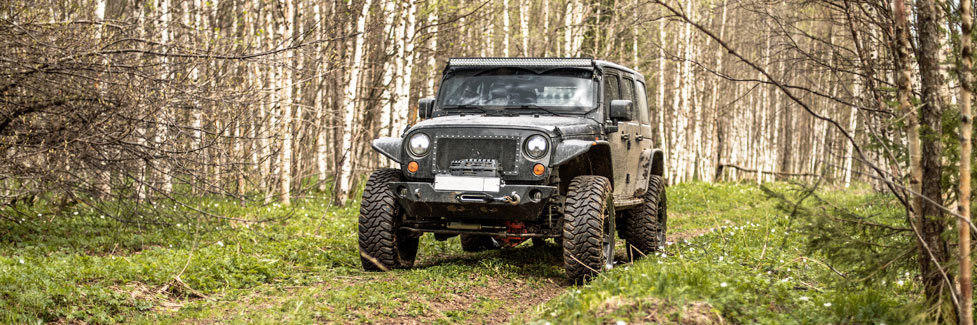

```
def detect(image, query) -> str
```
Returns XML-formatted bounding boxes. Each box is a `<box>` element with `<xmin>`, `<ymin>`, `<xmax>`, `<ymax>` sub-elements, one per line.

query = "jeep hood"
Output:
<box><xmin>408</xmin><ymin>115</ymin><xmax>601</xmax><ymax>137</ymax></box>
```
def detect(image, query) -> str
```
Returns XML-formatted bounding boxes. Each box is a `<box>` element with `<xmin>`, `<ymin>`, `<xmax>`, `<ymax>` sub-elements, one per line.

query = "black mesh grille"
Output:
<box><xmin>436</xmin><ymin>138</ymin><xmax>517</xmax><ymax>172</ymax></box>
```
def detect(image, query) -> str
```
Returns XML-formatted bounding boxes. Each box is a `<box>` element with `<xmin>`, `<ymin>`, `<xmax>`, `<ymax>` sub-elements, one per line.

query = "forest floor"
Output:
<box><xmin>0</xmin><ymin>182</ymin><xmax>921</xmax><ymax>323</ymax></box>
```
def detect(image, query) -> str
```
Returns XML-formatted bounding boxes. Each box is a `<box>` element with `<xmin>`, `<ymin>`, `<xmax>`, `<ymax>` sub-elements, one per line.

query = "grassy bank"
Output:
<box><xmin>0</xmin><ymin>182</ymin><xmax>918</xmax><ymax>323</ymax></box>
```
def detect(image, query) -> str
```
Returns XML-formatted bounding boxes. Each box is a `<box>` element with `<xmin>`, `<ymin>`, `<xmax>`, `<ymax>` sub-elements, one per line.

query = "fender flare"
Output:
<box><xmin>372</xmin><ymin>137</ymin><xmax>402</xmax><ymax>164</ymax></box>
<box><xmin>634</xmin><ymin>148</ymin><xmax>665</xmax><ymax>196</ymax></box>
<box><xmin>550</xmin><ymin>139</ymin><xmax>608</xmax><ymax>166</ymax></box>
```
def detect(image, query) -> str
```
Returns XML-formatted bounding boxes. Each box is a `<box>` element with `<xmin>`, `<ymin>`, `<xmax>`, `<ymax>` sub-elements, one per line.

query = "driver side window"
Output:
<box><xmin>604</xmin><ymin>75</ymin><xmax>620</xmax><ymax>118</ymax></box>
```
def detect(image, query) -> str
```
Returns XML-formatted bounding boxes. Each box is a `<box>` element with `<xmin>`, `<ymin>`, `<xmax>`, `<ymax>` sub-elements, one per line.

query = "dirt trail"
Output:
<box><xmin>376</xmin><ymin>225</ymin><xmax>720</xmax><ymax>324</ymax></box>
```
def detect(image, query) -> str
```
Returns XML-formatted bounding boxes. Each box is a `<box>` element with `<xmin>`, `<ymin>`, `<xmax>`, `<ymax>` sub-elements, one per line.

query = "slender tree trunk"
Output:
<box><xmin>958</xmin><ymin>0</ymin><xmax>974</xmax><ymax>321</ymax></box>
<box><xmin>337</xmin><ymin>0</ymin><xmax>373</xmax><ymax>205</ymax></box>
<box><xmin>503</xmin><ymin>0</ymin><xmax>511</xmax><ymax>56</ymax></box>
<box><xmin>519</xmin><ymin>0</ymin><xmax>529</xmax><ymax>55</ymax></box>
<box><xmin>279</xmin><ymin>0</ymin><xmax>294</xmax><ymax>204</ymax></box>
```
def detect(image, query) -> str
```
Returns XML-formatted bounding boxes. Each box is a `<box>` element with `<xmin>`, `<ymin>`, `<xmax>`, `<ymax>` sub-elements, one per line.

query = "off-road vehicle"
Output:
<box><xmin>358</xmin><ymin>58</ymin><xmax>667</xmax><ymax>282</ymax></box>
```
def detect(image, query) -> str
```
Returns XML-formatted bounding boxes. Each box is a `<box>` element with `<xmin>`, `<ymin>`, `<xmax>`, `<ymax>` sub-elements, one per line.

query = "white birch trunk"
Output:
<box><xmin>157</xmin><ymin>0</ymin><xmax>173</xmax><ymax>194</ymax></box>
<box><xmin>542</xmin><ymin>0</ymin><xmax>549</xmax><ymax>56</ymax></box>
<box><xmin>279</xmin><ymin>0</ymin><xmax>295</xmax><ymax>204</ymax></box>
<box><xmin>563</xmin><ymin>1</ymin><xmax>573</xmax><ymax>56</ymax></box>
<box><xmin>658</xmin><ymin>13</ymin><xmax>666</xmax><ymax>174</ymax></box>
<box><xmin>519</xmin><ymin>0</ymin><xmax>529</xmax><ymax>55</ymax></box>
<box><xmin>381</xmin><ymin>0</ymin><xmax>397</xmax><ymax>138</ymax></box>
<box><xmin>314</xmin><ymin>1</ymin><xmax>329</xmax><ymax>190</ymax></box>
<box><xmin>338</xmin><ymin>0</ymin><xmax>374</xmax><ymax>205</ymax></box>
<box><xmin>426</xmin><ymin>4</ymin><xmax>438</xmax><ymax>97</ymax></box>
<box><xmin>843</xmin><ymin>100</ymin><xmax>858</xmax><ymax>187</ymax></box>
<box><xmin>503</xmin><ymin>0</ymin><xmax>511</xmax><ymax>56</ymax></box>
<box><xmin>393</xmin><ymin>0</ymin><xmax>416</xmax><ymax>134</ymax></box>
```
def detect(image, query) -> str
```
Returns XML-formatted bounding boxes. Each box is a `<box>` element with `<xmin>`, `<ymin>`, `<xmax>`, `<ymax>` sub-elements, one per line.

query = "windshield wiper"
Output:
<box><xmin>444</xmin><ymin>104</ymin><xmax>490</xmax><ymax>114</ymax></box>
<box><xmin>514</xmin><ymin>104</ymin><xmax>567</xmax><ymax>117</ymax></box>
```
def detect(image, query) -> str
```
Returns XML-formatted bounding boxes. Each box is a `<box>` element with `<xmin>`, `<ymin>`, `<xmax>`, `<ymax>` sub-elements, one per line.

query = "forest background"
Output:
<box><xmin>4</xmin><ymin>0</ymin><xmax>977</xmax><ymax>322</ymax></box>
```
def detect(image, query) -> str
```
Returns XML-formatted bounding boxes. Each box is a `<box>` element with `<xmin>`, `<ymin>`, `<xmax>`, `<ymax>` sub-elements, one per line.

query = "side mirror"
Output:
<box><xmin>610</xmin><ymin>100</ymin><xmax>634</xmax><ymax>121</ymax></box>
<box><xmin>418</xmin><ymin>98</ymin><xmax>435</xmax><ymax>119</ymax></box>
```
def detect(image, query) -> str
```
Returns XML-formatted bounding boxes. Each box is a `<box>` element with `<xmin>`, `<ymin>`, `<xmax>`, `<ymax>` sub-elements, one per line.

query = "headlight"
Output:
<box><xmin>524</xmin><ymin>135</ymin><xmax>548</xmax><ymax>159</ymax></box>
<box><xmin>408</xmin><ymin>133</ymin><xmax>431</xmax><ymax>156</ymax></box>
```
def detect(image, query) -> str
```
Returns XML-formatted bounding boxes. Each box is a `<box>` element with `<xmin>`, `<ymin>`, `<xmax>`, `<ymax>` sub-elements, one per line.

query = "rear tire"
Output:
<box><xmin>358</xmin><ymin>169</ymin><xmax>419</xmax><ymax>271</ymax></box>
<box><xmin>460</xmin><ymin>235</ymin><xmax>498</xmax><ymax>252</ymax></box>
<box><xmin>562</xmin><ymin>175</ymin><xmax>615</xmax><ymax>283</ymax></box>
<box><xmin>623</xmin><ymin>175</ymin><xmax>667</xmax><ymax>260</ymax></box>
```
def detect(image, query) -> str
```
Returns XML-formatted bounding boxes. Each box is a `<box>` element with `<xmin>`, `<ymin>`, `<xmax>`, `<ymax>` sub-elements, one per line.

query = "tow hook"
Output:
<box><xmin>500</xmin><ymin>192</ymin><xmax>520</xmax><ymax>205</ymax></box>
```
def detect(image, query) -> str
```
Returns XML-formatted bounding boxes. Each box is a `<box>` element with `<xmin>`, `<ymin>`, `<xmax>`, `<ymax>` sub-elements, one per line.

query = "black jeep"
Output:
<box><xmin>359</xmin><ymin>58</ymin><xmax>667</xmax><ymax>282</ymax></box>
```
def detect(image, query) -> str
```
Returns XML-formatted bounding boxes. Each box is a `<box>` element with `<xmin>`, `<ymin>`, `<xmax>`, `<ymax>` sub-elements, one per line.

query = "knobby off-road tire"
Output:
<box><xmin>562</xmin><ymin>175</ymin><xmax>615</xmax><ymax>283</ymax></box>
<box><xmin>623</xmin><ymin>175</ymin><xmax>667</xmax><ymax>260</ymax></box>
<box><xmin>358</xmin><ymin>169</ymin><xmax>419</xmax><ymax>271</ymax></box>
<box><xmin>460</xmin><ymin>235</ymin><xmax>498</xmax><ymax>252</ymax></box>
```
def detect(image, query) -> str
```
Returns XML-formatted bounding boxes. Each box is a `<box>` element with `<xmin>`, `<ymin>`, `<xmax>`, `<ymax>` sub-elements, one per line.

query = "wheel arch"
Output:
<box><xmin>556</xmin><ymin>143</ymin><xmax>614</xmax><ymax>194</ymax></box>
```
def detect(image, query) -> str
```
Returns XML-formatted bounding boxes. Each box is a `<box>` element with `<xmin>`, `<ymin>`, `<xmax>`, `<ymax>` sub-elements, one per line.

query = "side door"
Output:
<box><xmin>619</xmin><ymin>76</ymin><xmax>643</xmax><ymax>198</ymax></box>
<box><xmin>604</xmin><ymin>74</ymin><xmax>631</xmax><ymax>201</ymax></box>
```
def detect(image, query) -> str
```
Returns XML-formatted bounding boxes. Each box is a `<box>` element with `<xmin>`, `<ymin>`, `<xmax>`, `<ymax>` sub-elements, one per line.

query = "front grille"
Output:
<box><xmin>435</xmin><ymin>138</ymin><xmax>518</xmax><ymax>173</ymax></box>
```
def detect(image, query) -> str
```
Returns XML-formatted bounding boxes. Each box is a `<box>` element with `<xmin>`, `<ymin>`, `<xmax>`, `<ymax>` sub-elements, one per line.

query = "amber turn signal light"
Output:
<box><xmin>407</xmin><ymin>161</ymin><xmax>419</xmax><ymax>173</ymax></box>
<box><xmin>532</xmin><ymin>163</ymin><xmax>545</xmax><ymax>176</ymax></box>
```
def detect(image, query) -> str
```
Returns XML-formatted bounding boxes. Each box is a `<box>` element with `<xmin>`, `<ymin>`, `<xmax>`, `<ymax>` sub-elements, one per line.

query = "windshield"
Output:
<box><xmin>437</xmin><ymin>68</ymin><xmax>596</xmax><ymax>111</ymax></box>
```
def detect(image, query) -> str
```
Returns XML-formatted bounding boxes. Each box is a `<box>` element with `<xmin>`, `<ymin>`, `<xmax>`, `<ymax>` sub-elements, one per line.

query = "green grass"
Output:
<box><xmin>0</xmin><ymin>182</ymin><xmax>921</xmax><ymax>323</ymax></box>
<box><xmin>531</xmin><ymin>182</ymin><xmax>922</xmax><ymax>324</ymax></box>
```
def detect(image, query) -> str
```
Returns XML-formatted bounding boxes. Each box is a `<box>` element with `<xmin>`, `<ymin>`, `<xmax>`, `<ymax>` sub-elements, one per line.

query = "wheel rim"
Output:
<box><xmin>602</xmin><ymin>204</ymin><xmax>615</xmax><ymax>270</ymax></box>
<box><xmin>657</xmin><ymin>195</ymin><xmax>667</xmax><ymax>248</ymax></box>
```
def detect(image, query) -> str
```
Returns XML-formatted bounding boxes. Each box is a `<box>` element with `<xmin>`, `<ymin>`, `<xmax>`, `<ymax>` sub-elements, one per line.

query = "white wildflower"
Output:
<box><xmin>897</xmin><ymin>280</ymin><xmax>904</xmax><ymax>286</ymax></box>
<box><xmin>720</xmin><ymin>282</ymin><xmax>728</xmax><ymax>288</ymax></box>
<box><xmin>18</xmin><ymin>259</ymin><xmax>24</xmax><ymax>264</ymax></box>
<box><xmin>799</xmin><ymin>296</ymin><xmax>809</xmax><ymax>301</ymax></box>
<box><xmin>616</xmin><ymin>321</ymin><xmax>627</xmax><ymax>325</ymax></box>
<box><xmin>217</xmin><ymin>241</ymin><xmax>224</xmax><ymax>247</ymax></box>
<box><xmin>718</xmin><ymin>256</ymin><xmax>724</xmax><ymax>262</ymax></box>
<box><xmin>73</xmin><ymin>211</ymin><xmax>78</xmax><ymax>215</ymax></box>
<box><xmin>100</xmin><ymin>215</ymin><xmax>105</xmax><ymax>219</ymax></box>
<box><xmin>823</xmin><ymin>302</ymin><xmax>832</xmax><ymax>307</ymax></box>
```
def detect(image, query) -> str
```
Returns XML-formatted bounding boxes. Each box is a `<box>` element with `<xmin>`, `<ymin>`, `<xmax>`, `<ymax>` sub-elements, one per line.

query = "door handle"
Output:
<box><xmin>635</xmin><ymin>135</ymin><xmax>644</xmax><ymax>142</ymax></box>
<box><xmin>621</xmin><ymin>134</ymin><xmax>630</xmax><ymax>140</ymax></box>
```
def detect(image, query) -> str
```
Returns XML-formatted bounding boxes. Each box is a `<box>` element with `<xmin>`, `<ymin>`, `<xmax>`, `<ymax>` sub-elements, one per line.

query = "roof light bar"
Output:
<box><xmin>447</xmin><ymin>58</ymin><xmax>594</xmax><ymax>69</ymax></box>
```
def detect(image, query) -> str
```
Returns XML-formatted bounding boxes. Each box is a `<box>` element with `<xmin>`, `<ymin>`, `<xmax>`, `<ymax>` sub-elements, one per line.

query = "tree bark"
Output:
<box><xmin>913</xmin><ymin>0</ymin><xmax>954</xmax><ymax>313</ymax></box>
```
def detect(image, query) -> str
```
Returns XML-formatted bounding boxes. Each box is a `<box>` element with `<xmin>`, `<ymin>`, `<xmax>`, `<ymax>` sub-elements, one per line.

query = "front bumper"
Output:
<box><xmin>388</xmin><ymin>181</ymin><xmax>558</xmax><ymax>220</ymax></box>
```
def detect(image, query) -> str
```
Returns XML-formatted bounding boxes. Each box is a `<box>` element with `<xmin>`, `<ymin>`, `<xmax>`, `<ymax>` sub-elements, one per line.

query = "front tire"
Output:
<box><xmin>358</xmin><ymin>169</ymin><xmax>419</xmax><ymax>271</ymax></box>
<box><xmin>562</xmin><ymin>175</ymin><xmax>615</xmax><ymax>283</ymax></box>
<box><xmin>623</xmin><ymin>175</ymin><xmax>667</xmax><ymax>260</ymax></box>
